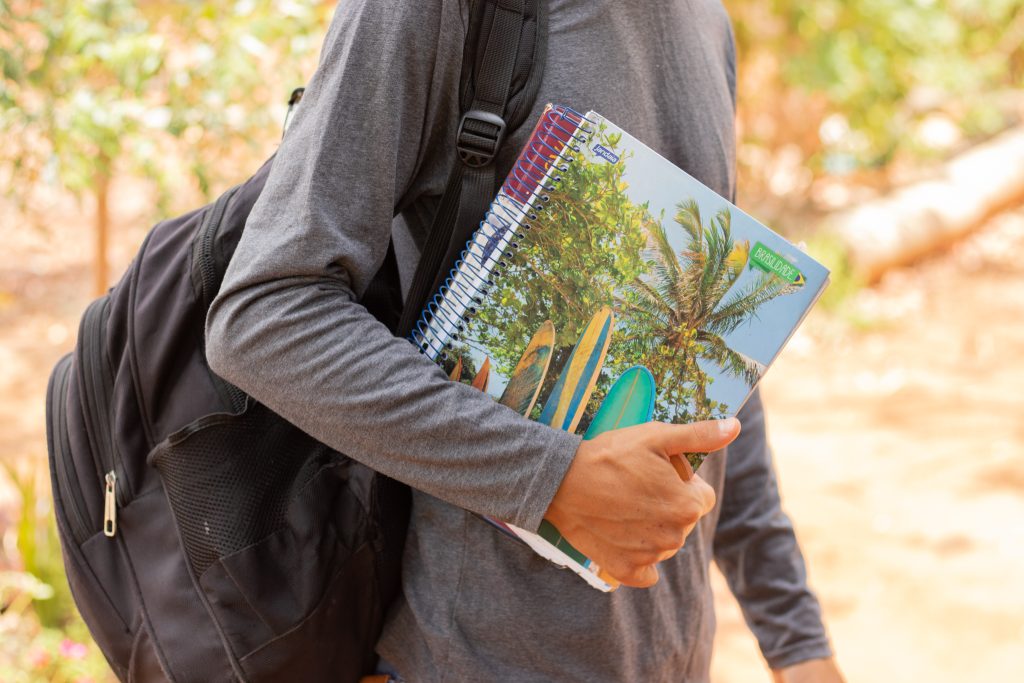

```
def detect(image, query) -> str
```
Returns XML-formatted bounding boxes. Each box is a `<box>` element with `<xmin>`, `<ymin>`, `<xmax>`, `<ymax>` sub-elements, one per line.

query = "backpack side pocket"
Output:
<box><xmin>150</xmin><ymin>401</ymin><xmax>385</xmax><ymax>681</ymax></box>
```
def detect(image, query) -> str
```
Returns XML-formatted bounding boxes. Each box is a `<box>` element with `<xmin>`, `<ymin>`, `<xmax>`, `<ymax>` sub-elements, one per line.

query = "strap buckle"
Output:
<box><xmin>456</xmin><ymin>110</ymin><xmax>506</xmax><ymax>168</ymax></box>
<box><xmin>287</xmin><ymin>87</ymin><xmax>306</xmax><ymax>106</ymax></box>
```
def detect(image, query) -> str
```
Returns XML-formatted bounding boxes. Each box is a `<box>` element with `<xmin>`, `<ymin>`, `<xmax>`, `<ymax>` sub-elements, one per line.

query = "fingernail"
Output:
<box><xmin>718</xmin><ymin>418</ymin><xmax>738</xmax><ymax>436</ymax></box>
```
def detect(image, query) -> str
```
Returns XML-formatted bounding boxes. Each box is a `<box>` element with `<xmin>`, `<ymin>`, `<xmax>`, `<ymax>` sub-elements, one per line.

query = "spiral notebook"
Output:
<box><xmin>410</xmin><ymin>105</ymin><xmax>830</xmax><ymax>590</ymax></box>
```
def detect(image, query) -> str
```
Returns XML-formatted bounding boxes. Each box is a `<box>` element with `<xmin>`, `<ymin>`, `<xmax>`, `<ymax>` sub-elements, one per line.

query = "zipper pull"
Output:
<box><xmin>103</xmin><ymin>471</ymin><xmax>117</xmax><ymax>537</ymax></box>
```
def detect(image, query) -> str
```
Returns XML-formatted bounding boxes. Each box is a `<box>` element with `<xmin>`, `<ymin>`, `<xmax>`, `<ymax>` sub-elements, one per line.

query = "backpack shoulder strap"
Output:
<box><xmin>395</xmin><ymin>0</ymin><xmax>547</xmax><ymax>338</ymax></box>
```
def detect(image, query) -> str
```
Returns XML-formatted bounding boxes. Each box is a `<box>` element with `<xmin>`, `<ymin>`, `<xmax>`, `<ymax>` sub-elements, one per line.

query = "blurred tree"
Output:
<box><xmin>726</xmin><ymin>0</ymin><xmax>1024</xmax><ymax>206</ymax></box>
<box><xmin>0</xmin><ymin>0</ymin><xmax>333</xmax><ymax>294</ymax></box>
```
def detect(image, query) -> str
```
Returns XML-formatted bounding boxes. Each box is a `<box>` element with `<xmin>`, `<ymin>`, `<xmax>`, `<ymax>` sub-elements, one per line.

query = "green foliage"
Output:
<box><xmin>728</xmin><ymin>0</ymin><xmax>1024</xmax><ymax>177</ymax></box>
<box><xmin>2</xmin><ymin>462</ymin><xmax>74</xmax><ymax>628</ymax></box>
<box><xmin>0</xmin><ymin>463</ymin><xmax>112</xmax><ymax>681</ymax></box>
<box><xmin>0</xmin><ymin>570</ymin><xmax>114</xmax><ymax>683</ymax></box>
<box><xmin>804</xmin><ymin>232</ymin><xmax>862</xmax><ymax>313</ymax></box>
<box><xmin>1</xmin><ymin>0</ymin><xmax>333</xmax><ymax>213</ymax></box>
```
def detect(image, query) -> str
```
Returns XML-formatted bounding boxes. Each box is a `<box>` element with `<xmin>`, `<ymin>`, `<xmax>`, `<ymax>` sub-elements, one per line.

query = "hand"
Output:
<box><xmin>545</xmin><ymin>418</ymin><xmax>740</xmax><ymax>587</ymax></box>
<box><xmin>772</xmin><ymin>658</ymin><xmax>845</xmax><ymax>683</ymax></box>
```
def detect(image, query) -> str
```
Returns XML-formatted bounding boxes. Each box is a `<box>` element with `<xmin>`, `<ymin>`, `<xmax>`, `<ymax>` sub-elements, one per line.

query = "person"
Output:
<box><xmin>205</xmin><ymin>1</ymin><xmax>846</xmax><ymax>681</ymax></box>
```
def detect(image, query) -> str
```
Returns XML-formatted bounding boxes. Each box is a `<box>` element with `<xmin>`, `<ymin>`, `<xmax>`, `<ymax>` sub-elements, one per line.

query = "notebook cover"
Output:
<box><xmin>416</xmin><ymin>105</ymin><xmax>830</xmax><ymax>590</ymax></box>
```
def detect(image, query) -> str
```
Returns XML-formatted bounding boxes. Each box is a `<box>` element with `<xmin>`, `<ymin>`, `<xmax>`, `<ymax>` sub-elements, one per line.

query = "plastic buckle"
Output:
<box><xmin>457</xmin><ymin>110</ymin><xmax>506</xmax><ymax>168</ymax></box>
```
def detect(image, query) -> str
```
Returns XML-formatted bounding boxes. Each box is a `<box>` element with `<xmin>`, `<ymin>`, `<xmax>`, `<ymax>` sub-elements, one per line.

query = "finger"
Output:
<box><xmin>610</xmin><ymin>562</ymin><xmax>660</xmax><ymax>589</ymax></box>
<box><xmin>598</xmin><ymin>553</ymin><xmax>661</xmax><ymax>588</ymax></box>
<box><xmin>691</xmin><ymin>475</ymin><xmax>717</xmax><ymax>514</ymax></box>
<box><xmin>656</xmin><ymin>546</ymin><xmax>681</xmax><ymax>563</ymax></box>
<box><xmin>643</xmin><ymin>418</ymin><xmax>741</xmax><ymax>456</ymax></box>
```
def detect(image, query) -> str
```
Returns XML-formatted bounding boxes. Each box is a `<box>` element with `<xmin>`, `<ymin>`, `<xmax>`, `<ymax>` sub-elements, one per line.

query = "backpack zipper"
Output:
<box><xmin>78</xmin><ymin>297</ymin><xmax>128</xmax><ymax>536</ymax></box>
<box><xmin>48</xmin><ymin>353</ymin><xmax>94</xmax><ymax>545</ymax></box>
<box><xmin>193</xmin><ymin>185</ymin><xmax>247</xmax><ymax>413</ymax></box>
<box><xmin>103</xmin><ymin>471</ymin><xmax>117</xmax><ymax>537</ymax></box>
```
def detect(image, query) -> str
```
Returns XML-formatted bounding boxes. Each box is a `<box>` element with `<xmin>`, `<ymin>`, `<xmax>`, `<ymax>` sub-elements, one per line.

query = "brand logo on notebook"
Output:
<box><xmin>750</xmin><ymin>242</ymin><xmax>806</xmax><ymax>286</ymax></box>
<box><xmin>592</xmin><ymin>144</ymin><xmax>620</xmax><ymax>164</ymax></box>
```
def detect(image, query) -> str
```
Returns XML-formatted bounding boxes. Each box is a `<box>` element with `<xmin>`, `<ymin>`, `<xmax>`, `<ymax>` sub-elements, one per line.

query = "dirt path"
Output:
<box><xmin>2</xmin><ymin>185</ymin><xmax>1023</xmax><ymax>681</ymax></box>
<box><xmin>711</xmin><ymin>207</ymin><xmax>1024</xmax><ymax>681</ymax></box>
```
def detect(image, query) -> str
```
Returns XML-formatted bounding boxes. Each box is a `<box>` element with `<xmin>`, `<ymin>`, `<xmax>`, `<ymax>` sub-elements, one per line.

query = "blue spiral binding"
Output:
<box><xmin>410</xmin><ymin>105</ymin><xmax>596</xmax><ymax>361</ymax></box>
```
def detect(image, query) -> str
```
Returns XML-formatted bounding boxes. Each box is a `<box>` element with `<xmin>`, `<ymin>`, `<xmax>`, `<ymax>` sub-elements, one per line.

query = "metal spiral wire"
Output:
<box><xmin>410</xmin><ymin>105</ymin><xmax>596</xmax><ymax>360</ymax></box>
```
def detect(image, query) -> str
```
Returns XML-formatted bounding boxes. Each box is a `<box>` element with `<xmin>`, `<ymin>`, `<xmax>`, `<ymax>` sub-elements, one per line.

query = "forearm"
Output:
<box><xmin>206</xmin><ymin>272</ymin><xmax>580</xmax><ymax>530</ymax></box>
<box><xmin>713</xmin><ymin>391</ymin><xmax>833</xmax><ymax>668</ymax></box>
<box><xmin>773</xmin><ymin>657</ymin><xmax>845</xmax><ymax>683</ymax></box>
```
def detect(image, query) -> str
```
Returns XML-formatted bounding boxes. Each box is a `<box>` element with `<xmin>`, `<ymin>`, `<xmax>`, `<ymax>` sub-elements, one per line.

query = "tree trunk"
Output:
<box><xmin>94</xmin><ymin>167</ymin><xmax>110</xmax><ymax>296</ymax></box>
<box><xmin>829</xmin><ymin>126</ymin><xmax>1024</xmax><ymax>283</ymax></box>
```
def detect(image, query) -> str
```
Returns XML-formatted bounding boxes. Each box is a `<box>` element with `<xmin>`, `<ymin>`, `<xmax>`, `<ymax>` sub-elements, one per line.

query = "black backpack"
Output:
<box><xmin>44</xmin><ymin>2</ymin><xmax>547</xmax><ymax>680</ymax></box>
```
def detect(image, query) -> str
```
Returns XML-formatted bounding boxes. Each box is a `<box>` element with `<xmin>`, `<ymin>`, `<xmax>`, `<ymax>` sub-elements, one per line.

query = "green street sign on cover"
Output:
<box><xmin>750</xmin><ymin>242</ymin><xmax>805</xmax><ymax>286</ymax></box>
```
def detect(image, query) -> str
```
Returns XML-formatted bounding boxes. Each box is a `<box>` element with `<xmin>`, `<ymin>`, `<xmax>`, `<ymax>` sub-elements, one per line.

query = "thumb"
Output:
<box><xmin>645</xmin><ymin>418</ymin><xmax>741</xmax><ymax>457</ymax></box>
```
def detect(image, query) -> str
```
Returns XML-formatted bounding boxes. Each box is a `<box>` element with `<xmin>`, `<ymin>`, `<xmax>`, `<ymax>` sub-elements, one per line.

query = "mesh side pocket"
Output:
<box><xmin>150</xmin><ymin>401</ymin><xmax>348</xmax><ymax>576</ymax></box>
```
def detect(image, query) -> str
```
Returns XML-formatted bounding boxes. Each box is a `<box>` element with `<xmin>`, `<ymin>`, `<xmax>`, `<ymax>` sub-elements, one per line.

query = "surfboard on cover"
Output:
<box><xmin>471</xmin><ymin>357</ymin><xmax>491</xmax><ymax>392</ymax></box>
<box><xmin>447</xmin><ymin>357</ymin><xmax>463</xmax><ymax>382</ymax></box>
<box><xmin>583</xmin><ymin>366</ymin><xmax>656</xmax><ymax>440</ymax></box>
<box><xmin>498</xmin><ymin>320</ymin><xmax>555</xmax><ymax>416</ymax></box>
<box><xmin>537</xmin><ymin>306</ymin><xmax>614</xmax><ymax>432</ymax></box>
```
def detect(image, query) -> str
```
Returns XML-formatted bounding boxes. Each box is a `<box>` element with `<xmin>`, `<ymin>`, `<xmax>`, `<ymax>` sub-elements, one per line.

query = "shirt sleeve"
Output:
<box><xmin>713</xmin><ymin>390</ymin><xmax>834</xmax><ymax>669</ymax></box>
<box><xmin>204</xmin><ymin>0</ymin><xmax>580</xmax><ymax>532</ymax></box>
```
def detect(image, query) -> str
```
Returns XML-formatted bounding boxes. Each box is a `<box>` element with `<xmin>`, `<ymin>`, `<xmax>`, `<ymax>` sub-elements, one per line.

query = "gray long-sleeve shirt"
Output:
<box><xmin>205</xmin><ymin>1</ymin><xmax>833</xmax><ymax>680</ymax></box>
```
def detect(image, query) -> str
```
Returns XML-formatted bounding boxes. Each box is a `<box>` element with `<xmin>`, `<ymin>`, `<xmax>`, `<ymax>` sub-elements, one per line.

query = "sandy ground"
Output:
<box><xmin>711</xmin><ymin>208</ymin><xmax>1024</xmax><ymax>681</ymax></box>
<box><xmin>2</xmin><ymin>179</ymin><xmax>1023</xmax><ymax>681</ymax></box>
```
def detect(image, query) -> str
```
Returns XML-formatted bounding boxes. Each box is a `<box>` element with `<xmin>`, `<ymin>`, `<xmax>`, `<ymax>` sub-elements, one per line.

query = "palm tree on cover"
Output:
<box><xmin>615</xmin><ymin>199</ymin><xmax>795</xmax><ymax>421</ymax></box>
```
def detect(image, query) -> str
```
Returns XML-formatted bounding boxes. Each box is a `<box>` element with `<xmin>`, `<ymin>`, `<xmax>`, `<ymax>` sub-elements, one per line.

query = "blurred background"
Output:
<box><xmin>1</xmin><ymin>1</ymin><xmax>1022</xmax><ymax>681</ymax></box>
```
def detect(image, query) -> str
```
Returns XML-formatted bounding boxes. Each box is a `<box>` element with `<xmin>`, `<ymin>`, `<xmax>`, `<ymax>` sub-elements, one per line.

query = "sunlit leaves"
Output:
<box><xmin>726</xmin><ymin>0</ymin><xmax>1024</xmax><ymax>191</ymax></box>
<box><xmin>1</xmin><ymin>0</ymin><xmax>334</xmax><ymax>215</ymax></box>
